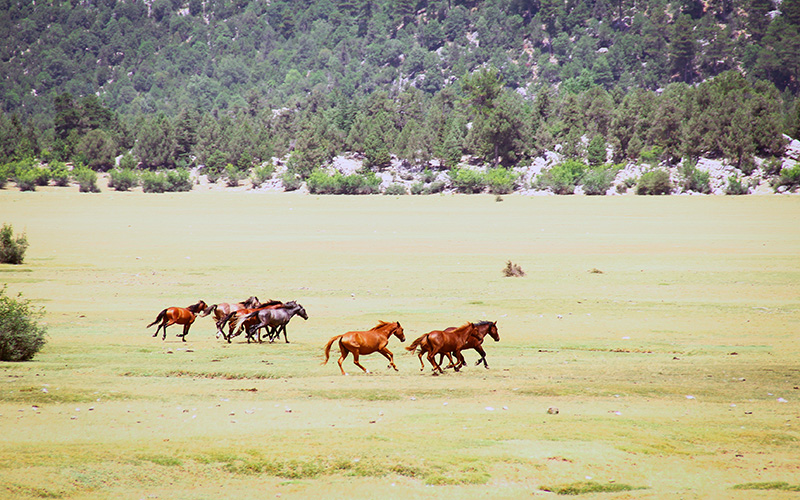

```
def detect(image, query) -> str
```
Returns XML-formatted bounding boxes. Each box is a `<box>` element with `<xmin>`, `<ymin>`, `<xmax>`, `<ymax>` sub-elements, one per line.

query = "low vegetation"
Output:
<box><xmin>0</xmin><ymin>223</ymin><xmax>28</xmax><ymax>265</ymax></box>
<box><xmin>0</xmin><ymin>286</ymin><xmax>46</xmax><ymax>361</ymax></box>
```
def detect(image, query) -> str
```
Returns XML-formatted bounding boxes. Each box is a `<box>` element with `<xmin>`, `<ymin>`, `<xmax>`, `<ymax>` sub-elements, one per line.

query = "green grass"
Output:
<box><xmin>541</xmin><ymin>481</ymin><xmax>646</xmax><ymax>495</ymax></box>
<box><xmin>1</xmin><ymin>191</ymin><xmax>799</xmax><ymax>499</ymax></box>
<box><xmin>732</xmin><ymin>482</ymin><xmax>800</xmax><ymax>491</ymax></box>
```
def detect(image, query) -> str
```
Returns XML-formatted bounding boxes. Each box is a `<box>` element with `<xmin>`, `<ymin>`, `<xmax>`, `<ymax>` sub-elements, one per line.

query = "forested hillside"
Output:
<box><xmin>2</xmin><ymin>0</ymin><xmax>800</xmax><ymax>194</ymax></box>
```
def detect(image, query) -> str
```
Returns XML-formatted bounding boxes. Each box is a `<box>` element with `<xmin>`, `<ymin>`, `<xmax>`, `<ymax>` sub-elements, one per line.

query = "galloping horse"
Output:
<box><xmin>236</xmin><ymin>301</ymin><xmax>308</xmax><ymax>343</ymax></box>
<box><xmin>322</xmin><ymin>321</ymin><xmax>405</xmax><ymax>375</ymax></box>
<box><xmin>147</xmin><ymin>300</ymin><xmax>209</xmax><ymax>341</ymax></box>
<box><xmin>412</xmin><ymin>322</ymin><xmax>483</xmax><ymax>375</ymax></box>
<box><xmin>215</xmin><ymin>300</ymin><xmax>283</xmax><ymax>342</ymax></box>
<box><xmin>205</xmin><ymin>296</ymin><xmax>261</xmax><ymax>333</ymax></box>
<box><xmin>407</xmin><ymin>321</ymin><xmax>499</xmax><ymax>371</ymax></box>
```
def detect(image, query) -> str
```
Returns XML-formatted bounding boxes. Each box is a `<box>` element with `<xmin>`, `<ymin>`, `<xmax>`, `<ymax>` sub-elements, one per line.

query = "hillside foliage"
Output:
<box><xmin>1</xmin><ymin>0</ymin><xmax>799</xmax><ymax>188</ymax></box>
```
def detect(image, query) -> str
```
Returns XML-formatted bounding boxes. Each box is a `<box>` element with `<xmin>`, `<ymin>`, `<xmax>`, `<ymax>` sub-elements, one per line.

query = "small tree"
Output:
<box><xmin>0</xmin><ymin>286</ymin><xmax>47</xmax><ymax>361</ymax></box>
<box><xmin>0</xmin><ymin>224</ymin><xmax>28</xmax><ymax>264</ymax></box>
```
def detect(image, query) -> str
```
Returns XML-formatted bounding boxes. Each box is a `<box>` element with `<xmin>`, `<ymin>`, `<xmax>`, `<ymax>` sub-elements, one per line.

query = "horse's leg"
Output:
<box><xmin>181</xmin><ymin>323</ymin><xmax>190</xmax><ymax>341</ymax></box>
<box><xmin>337</xmin><ymin>345</ymin><xmax>349</xmax><ymax>375</ymax></box>
<box><xmin>473</xmin><ymin>345</ymin><xmax>489</xmax><ymax>368</ymax></box>
<box><xmin>351</xmin><ymin>351</ymin><xmax>369</xmax><ymax>374</ymax></box>
<box><xmin>378</xmin><ymin>348</ymin><xmax>398</xmax><ymax>371</ymax></box>
<box><xmin>445</xmin><ymin>351</ymin><xmax>459</xmax><ymax>372</ymax></box>
<box><xmin>427</xmin><ymin>350</ymin><xmax>443</xmax><ymax>375</ymax></box>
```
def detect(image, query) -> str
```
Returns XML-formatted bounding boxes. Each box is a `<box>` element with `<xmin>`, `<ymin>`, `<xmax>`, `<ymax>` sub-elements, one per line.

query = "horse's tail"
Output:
<box><xmin>234</xmin><ymin>310</ymin><xmax>258</xmax><ymax>332</ymax></box>
<box><xmin>147</xmin><ymin>309</ymin><xmax>167</xmax><ymax>328</ymax></box>
<box><xmin>406</xmin><ymin>334</ymin><xmax>427</xmax><ymax>352</ymax></box>
<box><xmin>200</xmin><ymin>304</ymin><xmax>216</xmax><ymax>317</ymax></box>
<box><xmin>322</xmin><ymin>334</ymin><xmax>344</xmax><ymax>365</ymax></box>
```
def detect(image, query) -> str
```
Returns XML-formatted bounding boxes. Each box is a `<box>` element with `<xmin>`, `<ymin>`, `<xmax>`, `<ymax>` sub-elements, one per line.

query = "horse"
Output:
<box><xmin>417</xmin><ymin>322</ymin><xmax>484</xmax><ymax>375</ymax></box>
<box><xmin>215</xmin><ymin>300</ymin><xmax>283</xmax><ymax>342</ymax></box>
<box><xmin>147</xmin><ymin>300</ymin><xmax>209</xmax><ymax>341</ymax></box>
<box><xmin>236</xmin><ymin>301</ymin><xmax>308</xmax><ymax>343</ymax></box>
<box><xmin>205</xmin><ymin>296</ymin><xmax>261</xmax><ymax>333</ymax></box>
<box><xmin>407</xmin><ymin>321</ymin><xmax>499</xmax><ymax>372</ymax></box>
<box><xmin>322</xmin><ymin>321</ymin><xmax>405</xmax><ymax>375</ymax></box>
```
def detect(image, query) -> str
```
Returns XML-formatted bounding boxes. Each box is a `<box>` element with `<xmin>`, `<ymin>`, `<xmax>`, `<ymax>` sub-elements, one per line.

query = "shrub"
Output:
<box><xmin>49</xmin><ymin>161</ymin><xmax>70</xmax><ymax>187</ymax></box>
<box><xmin>0</xmin><ymin>163</ymin><xmax>9</xmax><ymax>189</ymax></box>
<box><xmin>636</xmin><ymin>169</ymin><xmax>672</xmax><ymax>195</ymax></box>
<box><xmin>141</xmin><ymin>170</ymin><xmax>169</xmax><ymax>193</ymax></box>
<box><xmin>165</xmin><ymin>168</ymin><xmax>193</xmax><ymax>191</ymax></box>
<box><xmin>582</xmin><ymin>165</ymin><xmax>619</xmax><ymax>195</ymax></box>
<box><xmin>73</xmin><ymin>167</ymin><xmax>100</xmax><ymax>193</ymax></box>
<box><xmin>108</xmin><ymin>168</ymin><xmax>139</xmax><ymax>191</ymax></box>
<box><xmin>32</xmin><ymin>166</ymin><xmax>51</xmax><ymax>186</ymax></box>
<box><xmin>486</xmin><ymin>168</ymin><xmax>517</xmax><ymax>194</ymax></box>
<box><xmin>119</xmin><ymin>152</ymin><xmax>138</xmax><ymax>170</ymax></box>
<box><xmin>763</xmin><ymin>157</ymin><xmax>783</xmax><ymax>176</ymax></box>
<box><xmin>281</xmin><ymin>172</ymin><xmax>302</xmax><ymax>191</ymax></box>
<box><xmin>426</xmin><ymin>181</ymin><xmax>446</xmax><ymax>194</ymax></box>
<box><xmin>680</xmin><ymin>161</ymin><xmax>710</xmax><ymax>194</ymax></box>
<box><xmin>224</xmin><ymin>163</ymin><xmax>242</xmax><ymax>187</ymax></box>
<box><xmin>725</xmin><ymin>176</ymin><xmax>748</xmax><ymax>195</ymax></box>
<box><xmin>449</xmin><ymin>168</ymin><xmax>486</xmax><ymax>193</ymax></box>
<box><xmin>777</xmin><ymin>163</ymin><xmax>800</xmax><ymax>190</ymax></box>
<box><xmin>14</xmin><ymin>168</ymin><xmax>38</xmax><ymax>191</ymax></box>
<box><xmin>0</xmin><ymin>224</ymin><xmax>28</xmax><ymax>264</ymax></box>
<box><xmin>536</xmin><ymin>159</ymin><xmax>587</xmax><ymax>194</ymax></box>
<box><xmin>587</xmin><ymin>135</ymin><xmax>607</xmax><ymax>166</ymax></box>
<box><xmin>251</xmin><ymin>163</ymin><xmax>275</xmax><ymax>187</ymax></box>
<box><xmin>639</xmin><ymin>146</ymin><xmax>663</xmax><ymax>164</ymax></box>
<box><xmin>410</xmin><ymin>182</ymin><xmax>425</xmax><ymax>195</ymax></box>
<box><xmin>503</xmin><ymin>260</ymin><xmax>526</xmax><ymax>277</ymax></box>
<box><xmin>0</xmin><ymin>286</ymin><xmax>47</xmax><ymax>361</ymax></box>
<box><xmin>384</xmin><ymin>183</ymin><xmax>408</xmax><ymax>195</ymax></box>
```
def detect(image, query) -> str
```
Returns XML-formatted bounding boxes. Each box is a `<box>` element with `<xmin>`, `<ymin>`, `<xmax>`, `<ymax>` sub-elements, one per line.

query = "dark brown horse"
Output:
<box><xmin>322</xmin><ymin>321</ymin><xmax>405</xmax><ymax>375</ymax></box>
<box><xmin>215</xmin><ymin>300</ymin><xmax>283</xmax><ymax>342</ymax></box>
<box><xmin>407</xmin><ymin>321</ymin><xmax>499</xmax><ymax>372</ymax></box>
<box><xmin>147</xmin><ymin>300</ymin><xmax>209</xmax><ymax>341</ymax></box>
<box><xmin>205</xmin><ymin>296</ymin><xmax>261</xmax><ymax>333</ymax></box>
<box><xmin>408</xmin><ymin>322</ymin><xmax>485</xmax><ymax>375</ymax></box>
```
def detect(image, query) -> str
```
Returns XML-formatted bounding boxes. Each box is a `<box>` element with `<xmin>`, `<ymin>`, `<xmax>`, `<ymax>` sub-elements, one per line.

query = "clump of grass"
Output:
<box><xmin>503</xmin><ymin>260</ymin><xmax>526</xmax><ymax>277</ymax></box>
<box><xmin>540</xmin><ymin>481</ymin><xmax>646</xmax><ymax>495</ymax></box>
<box><xmin>139</xmin><ymin>454</ymin><xmax>183</xmax><ymax>467</ymax></box>
<box><xmin>732</xmin><ymin>482</ymin><xmax>800</xmax><ymax>491</ymax></box>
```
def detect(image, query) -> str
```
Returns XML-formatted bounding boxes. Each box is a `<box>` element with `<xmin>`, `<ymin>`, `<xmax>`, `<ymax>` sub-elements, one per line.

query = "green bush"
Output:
<box><xmin>0</xmin><ymin>224</ymin><xmax>28</xmax><ymax>264</ymax></box>
<box><xmin>307</xmin><ymin>169</ymin><xmax>381</xmax><ymax>195</ymax></box>
<box><xmin>0</xmin><ymin>286</ymin><xmax>47</xmax><ymax>361</ymax></box>
<box><xmin>141</xmin><ymin>170</ymin><xmax>169</xmax><ymax>193</ymax></box>
<box><xmin>49</xmin><ymin>161</ymin><xmax>70</xmax><ymax>187</ymax></box>
<box><xmin>486</xmin><ymin>168</ymin><xmax>517</xmax><ymax>194</ymax></box>
<box><xmin>777</xmin><ymin>163</ymin><xmax>800</xmax><ymax>189</ymax></box>
<box><xmin>410</xmin><ymin>182</ymin><xmax>425</xmax><ymax>195</ymax></box>
<box><xmin>281</xmin><ymin>172</ymin><xmax>302</xmax><ymax>191</ymax></box>
<box><xmin>0</xmin><ymin>163</ymin><xmax>9</xmax><ymax>188</ymax></box>
<box><xmin>119</xmin><ymin>152</ymin><xmax>137</xmax><ymax>170</ymax></box>
<box><xmin>32</xmin><ymin>166</ymin><xmax>50</xmax><ymax>186</ymax></box>
<box><xmin>725</xmin><ymin>176</ymin><xmax>748</xmax><ymax>195</ymax></box>
<box><xmin>165</xmin><ymin>168</ymin><xmax>193</xmax><ymax>191</ymax></box>
<box><xmin>536</xmin><ymin>159</ymin><xmax>587</xmax><ymax>194</ymax></box>
<box><xmin>449</xmin><ymin>168</ymin><xmax>486</xmax><ymax>193</ymax></box>
<box><xmin>224</xmin><ymin>163</ymin><xmax>241</xmax><ymax>187</ymax></box>
<box><xmin>384</xmin><ymin>183</ymin><xmax>408</xmax><ymax>195</ymax></box>
<box><xmin>426</xmin><ymin>181</ymin><xmax>446</xmax><ymax>194</ymax></box>
<box><xmin>582</xmin><ymin>165</ymin><xmax>619</xmax><ymax>195</ymax></box>
<box><xmin>680</xmin><ymin>161</ymin><xmax>710</xmax><ymax>194</ymax></box>
<box><xmin>639</xmin><ymin>146</ymin><xmax>663</xmax><ymax>165</ymax></box>
<box><xmin>14</xmin><ymin>168</ymin><xmax>38</xmax><ymax>191</ymax></box>
<box><xmin>636</xmin><ymin>169</ymin><xmax>672</xmax><ymax>195</ymax></box>
<box><xmin>73</xmin><ymin>167</ymin><xmax>100</xmax><ymax>193</ymax></box>
<box><xmin>251</xmin><ymin>163</ymin><xmax>275</xmax><ymax>187</ymax></box>
<box><xmin>108</xmin><ymin>168</ymin><xmax>139</xmax><ymax>191</ymax></box>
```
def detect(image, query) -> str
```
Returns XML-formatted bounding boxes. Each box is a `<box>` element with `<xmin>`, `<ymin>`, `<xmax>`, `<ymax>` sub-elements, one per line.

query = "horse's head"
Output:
<box><xmin>393</xmin><ymin>322</ymin><xmax>405</xmax><ymax>342</ymax></box>
<box><xmin>487</xmin><ymin>321</ymin><xmax>499</xmax><ymax>341</ymax></box>
<box><xmin>189</xmin><ymin>300</ymin><xmax>208</xmax><ymax>314</ymax></box>
<box><xmin>295</xmin><ymin>302</ymin><xmax>308</xmax><ymax>320</ymax></box>
<box><xmin>244</xmin><ymin>296</ymin><xmax>260</xmax><ymax>308</ymax></box>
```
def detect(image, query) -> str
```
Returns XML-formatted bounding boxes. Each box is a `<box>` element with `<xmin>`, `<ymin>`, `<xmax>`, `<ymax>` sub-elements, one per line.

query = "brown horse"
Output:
<box><xmin>217</xmin><ymin>300</ymin><xmax>283</xmax><ymax>342</ymax></box>
<box><xmin>147</xmin><ymin>300</ymin><xmax>209</xmax><ymax>341</ymax></box>
<box><xmin>411</xmin><ymin>322</ymin><xmax>484</xmax><ymax>375</ymax></box>
<box><xmin>408</xmin><ymin>322</ymin><xmax>499</xmax><ymax>371</ymax></box>
<box><xmin>322</xmin><ymin>321</ymin><xmax>405</xmax><ymax>375</ymax></box>
<box><xmin>206</xmin><ymin>296</ymin><xmax>261</xmax><ymax>334</ymax></box>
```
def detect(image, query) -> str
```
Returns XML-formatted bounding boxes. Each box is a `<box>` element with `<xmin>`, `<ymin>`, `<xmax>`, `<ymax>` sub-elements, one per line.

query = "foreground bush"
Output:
<box><xmin>582</xmin><ymin>165</ymin><xmax>619</xmax><ymax>195</ymax></box>
<box><xmin>449</xmin><ymin>168</ymin><xmax>486</xmax><ymax>193</ymax></box>
<box><xmin>636</xmin><ymin>169</ymin><xmax>672</xmax><ymax>195</ymax></box>
<box><xmin>14</xmin><ymin>167</ymin><xmax>38</xmax><ymax>191</ymax></box>
<box><xmin>486</xmin><ymin>168</ymin><xmax>517</xmax><ymax>194</ymax></box>
<box><xmin>0</xmin><ymin>224</ymin><xmax>28</xmax><ymax>264</ymax></box>
<box><xmin>680</xmin><ymin>161</ymin><xmax>711</xmax><ymax>194</ymax></box>
<box><xmin>48</xmin><ymin>161</ymin><xmax>70</xmax><ymax>186</ymax></box>
<box><xmin>108</xmin><ymin>168</ymin><xmax>139</xmax><ymax>191</ymax></box>
<box><xmin>73</xmin><ymin>167</ymin><xmax>100</xmax><ymax>193</ymax></box>
<box><xmin>535</xmin><ymin>159</ymin><xmax>587</xmax><ymax>194</ymax></box>
<box><xmin>0</xmin><ymin>287</ymin><xmax>47</xmax><ymax>361</ymax></box>
<box><xmin>251</xmin><ymin>163</ymin><xmax>275</xmax><ymax>187</ymax></box>
<box><xmin>141</xmin><ymin>169</ymin><xmax>193</xmax><ymax>193</ymax></box>
<box><xmin>306</xmin><ymin>169</ymin><xmax>380</xmax><ymax>194</ymax></box>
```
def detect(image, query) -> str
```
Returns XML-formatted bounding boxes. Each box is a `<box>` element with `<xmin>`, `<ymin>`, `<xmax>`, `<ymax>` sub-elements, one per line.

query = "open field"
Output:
<box><xmin>1</xmin><ymin>190</ymin><xmax>799</xmax><ymax>499</ymax></box>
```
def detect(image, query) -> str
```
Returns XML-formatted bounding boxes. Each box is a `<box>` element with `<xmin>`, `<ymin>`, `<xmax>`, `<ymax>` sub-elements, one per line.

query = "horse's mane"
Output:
<box><xmin>262</xmin><ymin>299</ymin><xmax>283</xmax><ymax>307</ymax></box>
<box><xmin>187</xmin><ymin>301</ymin><xmax>205</xmax><ymax>313</ymax></box>
<box><xmin>373</xmin><ymin>320</ymin><xmax>396</xmax><ymax>330</ymax></box>
<box><xmin>474</xmin><ymin>320</ymin><xmax>494</xmax><ymax>327</ymax></box>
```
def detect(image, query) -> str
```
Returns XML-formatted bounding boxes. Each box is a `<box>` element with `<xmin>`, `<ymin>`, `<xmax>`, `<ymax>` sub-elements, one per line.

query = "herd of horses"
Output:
<box><xmin>146</xmin><ymin>297</ymin><xmax>499</xmax><ymax>375</ymax></box>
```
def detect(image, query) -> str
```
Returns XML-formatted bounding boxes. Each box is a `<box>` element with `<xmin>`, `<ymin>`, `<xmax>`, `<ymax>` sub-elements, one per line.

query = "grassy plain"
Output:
<box><xmin>0</xmin><ymin>188</ymin><xmax>799</xmax><ymax>499</ymax></box>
